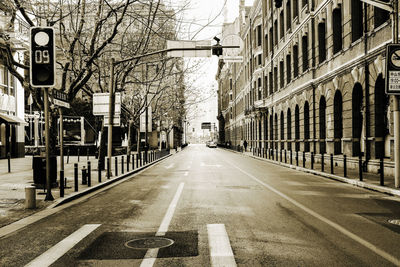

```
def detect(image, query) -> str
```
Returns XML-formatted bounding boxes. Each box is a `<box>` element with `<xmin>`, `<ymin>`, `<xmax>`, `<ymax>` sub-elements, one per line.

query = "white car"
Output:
<box><xmin>208</xmin><ymin>141</ymin><xmax>217</xmax><ymax>148</ymax></box>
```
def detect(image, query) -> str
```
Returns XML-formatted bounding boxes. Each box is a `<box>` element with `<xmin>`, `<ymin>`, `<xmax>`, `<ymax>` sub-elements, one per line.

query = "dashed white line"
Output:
<box><xmin>207</xmin><ymin>224</ymin><xmax>237</xmax><ymax>267</ymax></box>
<box><xmin>184</xmin><ymin>171</ymin><xmax>189</xmax><ymax>176</ymax></box>
<box><xmin>25</xmin><ymin>224</ymin><xmax>101</xmax><ymax>267</ymax></box>
<box><xmin>165</xmin><ymin>163</ymin><xmax>174</xmax><ymax>169</ymax></box>
<box><xmin>140</xmin><ymin>182</ymin><xmax>185</xmax><ymax>267</ymax></box>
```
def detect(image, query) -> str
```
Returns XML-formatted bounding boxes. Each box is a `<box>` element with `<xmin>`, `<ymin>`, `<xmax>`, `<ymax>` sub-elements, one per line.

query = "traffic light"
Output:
<box><xmin>212</xmin><ymin>44</ymin><xmax>223</xmax><ymax>56</ymax></box>
<box><xmin>30</xmin><ymin>27</ymin><xmax>55</xmax><ymax>87</ymax></box>
<box><xmin>274</xmin><ymin>0</ymin><xmax>282</xmax><ymax>8</ymax></box>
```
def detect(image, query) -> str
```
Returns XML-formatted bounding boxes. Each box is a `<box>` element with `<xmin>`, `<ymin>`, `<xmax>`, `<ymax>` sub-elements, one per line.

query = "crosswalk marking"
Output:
<box><xmin>25</xmin><ymin>224</ymin><xmax>101</xmax><ymax>267</ymax></box>
<box><xmin>207</xmin><ymin>224</ymin><xmax>237</xmax><ymax>267</ymax></box>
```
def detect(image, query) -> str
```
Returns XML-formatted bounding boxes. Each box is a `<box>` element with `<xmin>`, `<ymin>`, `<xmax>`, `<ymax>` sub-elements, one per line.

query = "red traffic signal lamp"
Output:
<box><xmin>30</xmin><ymin>27</ymin><xmax>56</xmax><ymax>87</ymax></box>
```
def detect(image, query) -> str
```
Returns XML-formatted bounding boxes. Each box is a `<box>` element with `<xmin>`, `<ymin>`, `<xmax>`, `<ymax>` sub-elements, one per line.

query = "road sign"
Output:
<box><xmin>30</xmin><ymin>27</ymin><xmax>56</xmax><ymax>87</ymax></box>
<box><xmin>386</xmin><ymin>44</ymin><xmax>400</xmax><ymax>94</ymax></box>
<box><xmin>52</xmin><ymin>89</ymin><xmax>70</xmax><ymax>108</ymax></box>
<box><xmin>167</xmin><ymin>40</ymin><xmax>211</xmax><ymax>57</ymax></box>
<box><xmin>93</xmin><ymin>92</ymin><xmax>121</xmax><ymax>115</ymax></box>
<box><xmin>104</xmin><ymin>116</ymin><xmax>120</xmax><ymax>127</ymax></box>
<box><xmin>201</xmin><ymin>122</ymin><xmax>211</xmax><ymax>130</ymax></box>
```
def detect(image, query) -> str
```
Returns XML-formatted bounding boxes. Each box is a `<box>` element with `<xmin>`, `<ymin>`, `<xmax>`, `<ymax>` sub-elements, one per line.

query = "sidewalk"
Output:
<box><xmin>231</xmin><ymin>149</ymin><xmax>400</xmax><ymax>198</ymax></box>
<box><xmin>0</xmin><ymin>150</ymin><xmax>171</xmax><ymax>229</ymax></box>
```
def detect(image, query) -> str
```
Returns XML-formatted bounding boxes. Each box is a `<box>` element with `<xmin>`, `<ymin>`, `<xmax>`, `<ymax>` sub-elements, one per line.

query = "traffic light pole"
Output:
<box><xmin>44</xmin><ymin>87</ymin><xmax>54</xmax><ymax>201</ymax></box>
<box><xmin>108</xmin><ymin>58</ymin><xmax>115</xmax><ymax>161</ymax></box>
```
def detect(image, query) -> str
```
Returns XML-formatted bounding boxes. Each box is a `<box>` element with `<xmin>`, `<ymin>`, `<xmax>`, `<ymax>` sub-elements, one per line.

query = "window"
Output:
<box><xmin>304</xmin><ymin>101</ymin><xmax>310</xmax><ymax>152</ymax></box>
<box><xmin>280</xmin><ymin>11</ymin><xmax>284</xmax><ymax>40</ymax></box>
<box><xmin>265</xmin><ymin>34</ymin><xmax>269</xmax><ymax>53</ymax></box>
<box><xmin>280</xmin><ymin>111</ymin><xmax>285</xmax><ymax>141</ymax></box>
<box><xmin>258</xmin><ymin>54</ymin><xmax>262</xmax><ymax>66</ymax></box>
<box><xmin>257</xmin><ymin>25</ymin><xmax>262</xmax><ymax>46</ymax></box>
<box><xmin>286</xmin><ymin>54</ymin><xmax>291</xmax><ymax>84</ymax></box>
<box><xmin>318</xmin><ymin>22</ymin><xmax>326</xmax><ymax>63</ymax></box>
<box><xmin>302</xmin><ymin>35</ymin><xmax>308</xmax><ymax>72</ymax></box>
<box><xmin>274</xmin><ymin>67</ymin><xmax>278</xmax><ymax>92</ymax></box>
<box><xmin>274</xmin><ymin>20</ymin><xmax>278</xmax><ymax>46</ymax></box>
<box><xmin>286</xmin><ymin>0</ymin><xmax>291</xmax><ymax>31</ymax></box>
<box><xmin>293</xmin><ymin>45</ymin><xmax>299</xmax><ymax>78</ymax></box>
<box><xmin>258</xmin><ymin>78</ymin><xmax>262</xmax><ymax>99</ymax></box>
<box><xmin>293</xmin><ymin>0</ymin><xmax>299</xmax><ymax>19</ymax></box>
<box><xmin>269</xmin><ymin>28</ymin><xmax>273</xmax><ymax>52</ymax></box>
<box><xmin>374</xmin><ymin>0</ymin><xmax>389</xmax><ymax>28</ymax></box>
<box><xmin>287</xmin><ymin>108</ymin><xmax>292</xmax><ymax>140</ymax></box>
<box><xmin>332</xmin><ymin>8</ymin><xmax>342</xmax><ymax>54</ymax></box>
<box><xmin>295</xmin><ymin>105</ymin><xmax>300</xmax><ymax>151</ymax></box>
<box><xmin>269</xmin><ymin>71</ymin><xmax>273</xmax><ymax>95</ymax></box>
<box><xmin>351</xmin><ymin>0</ymin><xmax>363</xmax><ymax>42</ymax></box>
<box><xmin>334</xmin><ymin>90</ymin><xmax>343</xmax><ymax>154</ymax></box>
<box><xmin>280</xmin><ymin>60</ymin><xmax>284</xmax><ymax>89</ymax></box>
<box><xmin>302</xmin><ymin>0</ymin><xmax>307</xmax><ymax>8</ymax></box>
<box><xmin>319</xmin><ymin>96</ymin><xmax>326</xmax><ymax>154</ymax></box>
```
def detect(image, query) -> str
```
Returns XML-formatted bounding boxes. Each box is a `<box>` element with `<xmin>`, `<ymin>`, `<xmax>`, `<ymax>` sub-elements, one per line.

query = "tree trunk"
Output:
<box><xmin>127</xmin><ymin>120</ymin><xmax>132</xmax><ymax>156</ymax></box>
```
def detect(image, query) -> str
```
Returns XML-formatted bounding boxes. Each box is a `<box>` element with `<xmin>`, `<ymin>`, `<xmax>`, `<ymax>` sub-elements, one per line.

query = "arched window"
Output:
<box><xmin>286</xmin><ymin>54</ymin><xmax>291</xmax><ymax>84</ymax></box>
<box><xmin>374</xmin><ymin>0</ymin><xmax>390</xmax><ymax>28</ymax></box>
<box><xmin>352</xmin><ymin>83</ymin><xmax>363</xmax><ymax>156</ymax></box>
<box><xmin>274</xmin><ymin>113</ymin><xmax>278</xmax><ymax>143</ymax></box>
<box><xmin>319</xmin><ymin>96</ymin><xmax>326</xmax><ymax>154</ymax></box>
<box><xmin>374</xmin><ymin>74</ymin><xmax>389</xmax><ymax>158</ymax></box>
<box><xmin>269</xmin><ymin>28</ymin><xmax>273</xmax><ymax>53</ymax></box>
<box><xmin>332</xmin><ymin>7</ymin><xmax>342</xmax><ymax>54</ymax></box>
<box><xmin>304</xmin><ymin>101</ymin><xmax>310</xmax><ymax>152</ymax></box>
<box><xmin>264</xmin><ymin>113</ymin><xmax>268</xmax><ymax>144</ymax></box>
<box><xmin>274</xmin><ymin>66</ymin><xmax>278</xmax><ymax>92</ymax></box>
<box><xmin>302</xmin><ymin>35</ymin><xmax>309</xmax><ymax>72</ymax></box>
<box><xmin>334</xmin><ymin>90</ymin><xmax>343</xmax><ymax>154</ymax></box>
<box><xmin>351</xmin><ymin>0</ymin><xmax>363</xmax><ymax>42</ymax></box>
<box><xmin>318</xmin><ymin>22</ymin><xmax>326</xmax><ymax>63</ymax></box>
<box><xmin>295</xmin><ymin>105</ymin><xmax>300</xmax><ymax>151</ymax></box>
<box><xmin>281</xmin><ymin>111</ymin><xmax>285</xmax><ymax>149</ymax></box>
<box><xmin>287</xmin><ymin>108</ymin><xmax>292</xmax><ymax>151</ymax></box>
<box><xmin>274</xmin><ymin>20</ymin><xmax>278</xmax><ymax>46</ymax></box>
<box><xmin>293</xmin><ymin>0</ymin><xmax>299</xmax><ymax>19</ymax></box>
<box><xmin>280</xmin><ymin>11</ymin><xmax>284</xmax><ymax>40</ymax></box>
<box><xmin>269</xmin><ymin>71</ymin><xmax>273</xmax><ymax>95</ymax></box>
<box><xmin>270</xmin><ymin>114</ymin><xmax>274</xmax><ymax>145</ymax></box>
<box><xmin>280</xmin><ymin>60</ymin><xmax>284</xmax><ymax>89</ymax></box>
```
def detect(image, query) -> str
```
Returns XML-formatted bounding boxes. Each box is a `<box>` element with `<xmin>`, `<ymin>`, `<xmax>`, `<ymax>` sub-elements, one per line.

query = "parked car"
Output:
<box><xmin>206</xmin><ymin>141</ymin><xmax>210</xmax><ymax>147</ymax></box>
<box><xmin>208</xmin><ymin>141</ymin><xmax>217</xmax><ymax>148</ymax></box>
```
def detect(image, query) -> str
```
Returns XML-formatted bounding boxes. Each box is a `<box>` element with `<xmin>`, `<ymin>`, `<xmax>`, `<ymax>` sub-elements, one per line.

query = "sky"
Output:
<box><xmin>167</xmin><ymin>0</ymin><xmax>253</xmax><ymax>140</ymax></box>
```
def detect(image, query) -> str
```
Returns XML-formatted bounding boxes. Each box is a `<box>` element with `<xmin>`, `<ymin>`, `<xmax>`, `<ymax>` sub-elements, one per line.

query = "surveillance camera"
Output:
<box><xmin>213</xmin><ymin>36</ymin><xmax>220</xmax><ymax>42</ymax></box>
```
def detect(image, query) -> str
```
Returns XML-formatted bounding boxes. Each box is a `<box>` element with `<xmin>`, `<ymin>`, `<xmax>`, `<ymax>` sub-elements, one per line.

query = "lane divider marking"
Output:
<box><xmin>226</xmin><ymin>161</ymin><xmax>400</xmax><ymax>266</ymax></box>
<box><xmin>140</xmin><ymin>182</ymin><xmax>185</xmax><ymax>267</ymax></box>
<box><xmin>25</xmin><ymin>224</ymin><xmax>101</xmax><ymax>267</ymax></box>
<box><xmin>207</xmin><ymin>224</ymin><xmax>237</xmax><ymax>267</ymax></box>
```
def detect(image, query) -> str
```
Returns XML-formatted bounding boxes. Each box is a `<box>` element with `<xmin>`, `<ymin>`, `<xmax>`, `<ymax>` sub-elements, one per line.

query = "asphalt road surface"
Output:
<box><xmin>1</xmin><ymin>144</ymin><xmax>400</xmax><ymax>266</ymax></box>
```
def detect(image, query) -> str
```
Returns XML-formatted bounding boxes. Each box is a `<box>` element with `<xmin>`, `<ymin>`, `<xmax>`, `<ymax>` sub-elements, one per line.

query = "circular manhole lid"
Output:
<box><xmin>388</xmin><ymin>219</ymin><xmax>400</xmax><ymax>226</ymax></box>
<box><xmin>124</xmin><ymin>237</ymin><xmax>174</xmax><ymax>249</ymax></box>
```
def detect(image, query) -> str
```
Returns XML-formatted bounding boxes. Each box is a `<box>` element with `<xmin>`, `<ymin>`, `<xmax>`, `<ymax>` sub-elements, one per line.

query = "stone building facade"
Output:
<box><xmin>217</xmin><ymin>0</ymin><xmax>395</xmax><ymax>175</ymax></box>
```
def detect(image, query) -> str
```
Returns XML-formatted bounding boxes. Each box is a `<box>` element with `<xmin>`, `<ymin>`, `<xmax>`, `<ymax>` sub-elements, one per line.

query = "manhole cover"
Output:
<box><xmin>388</xmin><ymin>219</ymin><xmax>400</xmax><ymax>226</ymax></box>
<box><xmin>124</xmin><ymin>237</ymin><xmax>174</xmax><ymax>249</ymax></box>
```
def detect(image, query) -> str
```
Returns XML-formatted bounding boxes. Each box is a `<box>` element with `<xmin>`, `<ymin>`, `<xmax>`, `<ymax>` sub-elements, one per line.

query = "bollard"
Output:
<box><xmin>136</xmin><ymin>153</ymin><xmax>139</xmax><ymax>168</ymax></box>
<box><xmin>67</xmin><ymin>148</ymin><xmax>70</xmax><ymax>164</ymax></box>
<box><xmin>98</xmin><ymin>163</ymin><xmax>102</xmax><ymax>183</ymax></box>
<box><xmin>127</xmin><ymin>154</ymin><xmax>130</xmax><ymax>172</ymax></box>
<box><xmin>122</xmin><ymin>156</ymin><xmax>124</xmax><ymax>174</ymax></box>
<box><xmin>321</xmin><ymin>153</ymin><xmax>325</xmax><ymax>172</ymax></box>
<box><xmin>302</xmin><ymin>151</ymin><xmax>306</xmax><ymax>168</ymax></box>
<box><xmin>7</xmin><ymin>152</ymin><xmax>11</xmax><ymax>173</ymax></box>
<box><xmin>107</xmin><ymin>157</ymin><xmax>110</xmax><ymax>179</ymax></box>
<box><xmin>78</xmin><ymin>148</ymin><xmax>80</xmax><ymax>162</ymax></box>
<box><xmin>311</xmin><ymin>152</ymin><xmax>314</xmax><ymax>170</ymax></box>
<box><xmin>140</xmin><ymin>153</ymin><xmax>143</xmax><ymax>166</ymax></box>
<box><xmin>74</xmin><ymin>163</ymin><xmax>78</xmax><ymax>192</ymax></box>
<box><xmin>290</xmin><ymin>150</ymin><xmax>293</xmax><ymax>165</ymax></box>
<box><xmin>132</xmin><ymin>154</ymin><xmax>135</xmax><ymax>170</ymax></box>
<box><xmin>380</xmin><ymin>157</ymin><xmax>384</xmax><ymax>186</ymax></box>
<box><xmin>343</xmin><ymin>154</ymin><xmax>347</xmax><ymax>177</ymax></box>
<box><xmin>82</xmin><ymin>166</ymin><xmax>87</xmax><ymax>185</ymax></box>
<box><xmin>115</xmin><ymin>156</ymin><xmax>118</xmax><ymax>176</ymax></box>
<box><xmin>87</xmin><ymin>148</ymin><xmax>89</xmax><ymax>160</ymax></box>
<box><xmin>87</xmin><ymin>161</ymin><xmax>91</xmax><ymax>187</ymax></box>
<box><xmin>359</xmin><ymin>155</ymin><xmax>363</xmax><ymax>181</ymax></box>
<box><xmin>296</xmin><ymin>151</ymin><xmax>299</xmax><ymax>166</ymax></box>
<box><xmin>330</xmin><ymin>154</ymin><xmax>334</xmax><ymax>174</ymax></box>
<box><xmin>285</xmin><ymin>150</ymin><xmax>287</xmax><ymax>163</ymax></box>
<box><xmin>280</xmin><ymin>149</ymin><xmax>282</xmax><ymax>162</ymax></box>
<box><xmin>25</xmin><ymin>186</ymin><xmax>36</xmax><ymax>209</ymax></box>
<box><xmin>60</xmin><ymin>170</ymin><xmax>64</xmax><ymax>197</ymax></box>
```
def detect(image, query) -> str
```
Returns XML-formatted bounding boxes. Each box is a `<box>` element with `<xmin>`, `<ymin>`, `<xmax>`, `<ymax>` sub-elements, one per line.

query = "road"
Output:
<box><xmin>1</xmin><ymin>144</ymin><xmax>400</xmax><ymax>266</ymax></box>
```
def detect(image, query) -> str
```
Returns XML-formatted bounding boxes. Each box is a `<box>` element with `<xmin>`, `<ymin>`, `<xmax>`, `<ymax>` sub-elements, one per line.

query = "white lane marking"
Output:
<box><xmin>184</xmin><ymin>171</ymin><xmax>189</xmax><ymax>176</ymax></box>
<box><xmin>200</xmin><ymin>162</ymin><xmax>221</xmax><ymax>168</ymax></box>
<box><xmin>226</xmin><ymin>161</ymin><xmax>400</xmax><ymax>266</ymax></box>
<box><xmin>165</xmin><ymin>163</ymin><xmax>174</xmax><ymax>169</ymax></box>
<box><xmin>207</xmin><ymin>224</ymin><xmax>237</xmax><ymax>267</ymax></box>
<box><xmin>25</xmin><ymin>224</ymin><xmax>101</xmax><ymax>267</ymax></box>
<box><xmin>140</xmin><ymin>182</ymin><xmax>185</xmax><ymax>267</ymax></box>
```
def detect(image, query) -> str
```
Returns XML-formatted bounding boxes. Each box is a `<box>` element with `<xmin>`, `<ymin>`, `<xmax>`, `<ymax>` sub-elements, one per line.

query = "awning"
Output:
<box><xmin>0</xmin><ymin>113</ymin><xmax>28</xmax><ymax>125</ymax></box>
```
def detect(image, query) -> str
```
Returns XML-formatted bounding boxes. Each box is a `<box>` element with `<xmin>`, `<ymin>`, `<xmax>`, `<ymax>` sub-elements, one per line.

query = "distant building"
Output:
<box><xmin>217</xmin><ymin>0</ymin><xmax>395</xmax><ymax>175</ymax></box>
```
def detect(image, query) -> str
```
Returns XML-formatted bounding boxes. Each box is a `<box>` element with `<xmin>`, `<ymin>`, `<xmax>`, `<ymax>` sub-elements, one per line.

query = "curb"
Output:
<box><xmin>49</xmin><ymin>154</ymin><xmax>172</xmax><ymax>208</ymax></box>
<box><xmin>225</xmin><ymin>148</ymin><xmax>400</xmax><ymax>198</ymax></box>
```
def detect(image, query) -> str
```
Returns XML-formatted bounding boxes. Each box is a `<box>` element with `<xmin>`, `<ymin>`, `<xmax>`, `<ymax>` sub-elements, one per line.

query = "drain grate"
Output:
<box><xmin>125</xmin><ymin>237</ymin><xmax>174</xmax><ymax>249</ymax></box>
<box><xmin>388</xmin><ymin>219</ymin><xmax>400</xmax><ymax>226</ymax></box>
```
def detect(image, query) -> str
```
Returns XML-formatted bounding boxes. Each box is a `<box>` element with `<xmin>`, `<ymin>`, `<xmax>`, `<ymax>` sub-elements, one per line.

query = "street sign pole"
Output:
<box><xmin>393</xmin><ymin>0</ymin><xmax>400</xmax><ymax>187</ymax></box>
<box><xmin>108</xmin><ymin>58</ymin><xmax>115</xmax><ymax>161</ymax></box>
<box><xmin>59</xmin><ymin>107</ymin><xmax>64</xmax><ymax>197</ymax></box>
<box><xmin>44</xmin><ymin>87</ymin><xmax>54</xmax><ymax>200</ymax></box>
